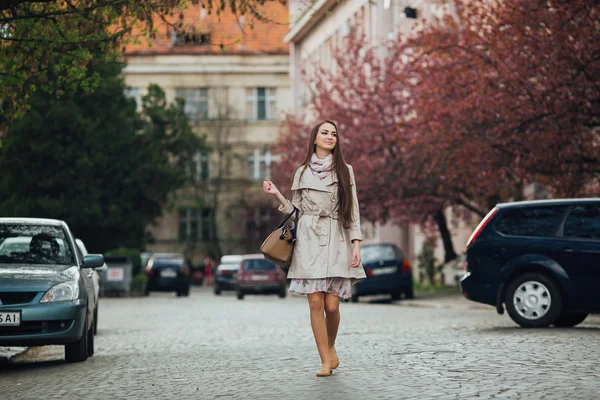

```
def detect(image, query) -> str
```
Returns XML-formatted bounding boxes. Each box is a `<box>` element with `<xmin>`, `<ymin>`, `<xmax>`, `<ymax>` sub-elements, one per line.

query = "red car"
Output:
<box><xmin>235</xmin><ymin>254</ymin><xmax>287</xmax><ymax>300</ymax></box>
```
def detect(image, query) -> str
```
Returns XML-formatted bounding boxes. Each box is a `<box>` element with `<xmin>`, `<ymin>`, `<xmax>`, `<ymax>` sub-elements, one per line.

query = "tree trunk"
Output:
<box><xmin>434</xmin><ymin>208</ymin><xmax>457</xmax><ymax>263</ymax></box>
<box><xmin>210</xmin><ymin>178</ymin><xmax>223</xmax><ymax>260</ymax></box>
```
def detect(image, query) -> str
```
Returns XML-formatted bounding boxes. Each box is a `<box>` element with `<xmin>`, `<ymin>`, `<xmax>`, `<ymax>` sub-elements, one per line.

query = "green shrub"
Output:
<box><xmin>105</xmin><ymin>247</ymin><xmax>142</xmax><ymax>275</ymax></box>
<box><xmin>130</xmin><ymin>273</ymin><xmax>148</xmax><ymax>294</ymax></box>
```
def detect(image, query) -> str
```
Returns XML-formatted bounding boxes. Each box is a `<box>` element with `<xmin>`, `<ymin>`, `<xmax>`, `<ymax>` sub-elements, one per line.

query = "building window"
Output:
<box><xmin>245</xmin><ymin>88</ymin><xmax>277</xmax><ymax>120</ymax></box>
<box><xmin>171</xmin><ymin>31</ymin><xmax>211</xmax><ymax>46</ymax></box>
<box><xmin>533</xmin><ymin>183</ymin><xmax>548</xmax><ymax>200</ymax></box>
<box><xmin>246</xmin><ymin>207</ymin><xmax>277</xmax><ymax>237</ymax></box>
<box><xmin>176</xmin><ymin>88</ymin><xmax>209</xmax><ymax>121</ymax></box>
<box><xmin>178</xmin><ymin>207</ymin><xmax>213</xmax><ymax>241</ymax></box>
<box><xmin>187</xmin><ymin>151</ymin><xmax>210</xmax><ymax>182</ymax></box>
<box><xmin>124</xmin><ymin>87</ymin><xmax>140</xmax><ymax>110</ymax></box>
<box><xmin>248</xmin><ymin>147</ymin><xmax>281</xmax><ymax>180</ymax></box>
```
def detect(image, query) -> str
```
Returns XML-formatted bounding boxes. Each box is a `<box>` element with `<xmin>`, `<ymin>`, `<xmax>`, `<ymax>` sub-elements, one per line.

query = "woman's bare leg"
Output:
<box><xmin>307</xmin><ymin>292</ymin><xmax>331</xmax><ymax>375</ymax></box>
<box><xmin>324</xmin><ymin>293</ymin><xmax>340</xmax><ymax>368</ymax></box>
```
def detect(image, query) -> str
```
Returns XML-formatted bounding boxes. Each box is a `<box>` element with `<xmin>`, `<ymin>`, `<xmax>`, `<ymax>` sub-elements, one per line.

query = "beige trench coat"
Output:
<box><xmin>278</xmin><ymin>164</ymin><xmax>367</xmax><ymax>283</ymax></box>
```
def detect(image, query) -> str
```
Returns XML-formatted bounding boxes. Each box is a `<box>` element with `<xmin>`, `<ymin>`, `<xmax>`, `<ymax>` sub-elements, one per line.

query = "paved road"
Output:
<box><xmin>1</xmin><ymin>287</ymin><xmax>599</xmax><ymax>400</ymax></box>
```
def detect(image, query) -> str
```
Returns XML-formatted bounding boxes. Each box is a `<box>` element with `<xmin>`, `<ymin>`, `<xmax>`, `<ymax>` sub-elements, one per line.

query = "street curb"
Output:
<box><xmin>0</xmin><ymin>346</ymin><xmax>28</xmax><ymax>363</ymax></box>
<box><xmin>396</xmin><ymin>293</ymin><xmax>492</xmax><ymax>311</ymax></box>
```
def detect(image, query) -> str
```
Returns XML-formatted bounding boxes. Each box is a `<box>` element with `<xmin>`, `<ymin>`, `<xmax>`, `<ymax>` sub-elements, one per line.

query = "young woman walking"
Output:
<box><xmin>262</xmin><ymin>120</ymin><xmax>366</xmax><ymax>377</ymax></box>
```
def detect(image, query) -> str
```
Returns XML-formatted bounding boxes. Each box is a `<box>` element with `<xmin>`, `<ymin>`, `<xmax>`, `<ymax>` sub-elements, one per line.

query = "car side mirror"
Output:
<box><xmin>83</xmin><ymin>254</ymin><xmax>104</xmax><ymax>269</ymax></box>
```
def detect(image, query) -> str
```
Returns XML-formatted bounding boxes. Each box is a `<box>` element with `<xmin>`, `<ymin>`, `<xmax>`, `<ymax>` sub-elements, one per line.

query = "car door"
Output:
<box><xmin>556</xmin><ymin>204</ymin><xmax>600</xmax><ymax>310</ymax></box>
<box><xmin>76</xmin><ymin>239</ymin><xmax>100</xmax><ymax>304</ymax></box>
<box><xmin>75</xmin><ymin>244</ymin><xmax>95</xmax><ymax>325</ymax></box>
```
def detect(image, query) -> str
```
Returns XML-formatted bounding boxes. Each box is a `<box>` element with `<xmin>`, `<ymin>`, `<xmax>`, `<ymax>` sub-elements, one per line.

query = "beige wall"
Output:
<box><xmin>122</xmin><ymin>54</ymin><xmax>290</xmax><ymax>260</ymax></box>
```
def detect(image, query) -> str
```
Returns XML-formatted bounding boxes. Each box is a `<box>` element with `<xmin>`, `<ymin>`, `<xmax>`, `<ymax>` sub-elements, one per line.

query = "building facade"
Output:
<box><xmin>122</xmin><ymin>4</ymin><xmax>290</xmax><ymax>263</ymax></box>
<box><xmin>285</xmin><ymin>0</ymin><xmax>468</xmax><ymax>271</ymax></box>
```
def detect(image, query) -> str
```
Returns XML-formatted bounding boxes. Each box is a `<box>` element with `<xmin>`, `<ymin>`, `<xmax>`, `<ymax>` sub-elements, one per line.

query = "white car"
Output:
<box><xmin>75</xmin><ymin>239</ymin><xmax>107</xmax><ymax>335</ymax></box>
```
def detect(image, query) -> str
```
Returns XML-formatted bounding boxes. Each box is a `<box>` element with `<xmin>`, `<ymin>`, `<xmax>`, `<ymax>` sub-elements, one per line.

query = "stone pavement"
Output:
<box><xmin>0</xmin><ymin>287</ymin><xmax>599</xmax><ymax>400</ymax></box>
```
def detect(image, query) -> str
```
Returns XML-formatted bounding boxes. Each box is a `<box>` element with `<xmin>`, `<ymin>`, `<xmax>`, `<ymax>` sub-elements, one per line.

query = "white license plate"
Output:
<box><xmin>0</xmin><ymin>311</ymin><xmax>21</xmax><ymax>326</ymax></box>
<box><xmin>371</xmin><ymin>266</ymin><xmax>397</xmax><ymax>275</ymax></box>
<box><xmin>161</xmin><ymin>269</ymin><xmax>177</xmax><ymax>278</ymax></box>
<box><xmin>251</xmin><ymin>275</ymin><xmax>269</xmax><ymax>281</ymax></box>
<box><xmin>107</xmin><ymin>267</ymin><xmax>124</xmax><ymax>282</ymax></box>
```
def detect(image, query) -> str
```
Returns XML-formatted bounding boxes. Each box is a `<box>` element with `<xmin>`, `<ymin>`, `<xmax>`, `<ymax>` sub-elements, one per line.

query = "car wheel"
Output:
<box><xmin>505</xmin><ymin>273</ymin><xmax>562</xmax><ymax>328</ymax></box>
<box><xmin>87</xmin><ymin>324</ymin><xmax>95</xmax><ymax>357</ymax></box>
<box><xmin>214</xmin><ymin>286</ymin><xmax>221</xmax><ymax>295</ymax></box>
<box><xmin>237</xmin><ymin>290</ymin><xmax>244</xmax><ymax>300</ymax></box>
<box><xmin>278</xmin><ymin>287</ymin><xmax>287</xmax><ymax>298</ymax></box>
<box><xmin>391</xmin><ymin>290</ymin><xmax>402</xmax><ymax>301</ymax></box>
<box><xmin>405</xmin><ymin>287</ymin><xmax>414</xmax><ymax>299</ymax></box>
<box><xmin>176</xmin><ymin>291</ymin><xmax>183</xmax><ymax>297</ymax></box>
<box><xmin>65</xmin><ymin>317</ymin><xmax>89</xmax><ymax>363</ymax></box>
<box><xmin>553</xmin><ymin>312</ymin><xmax>588</xmax><ymax>327</ymax></box>
<box><xmin>351</xmin><ymin>286</ymin><xmax>359</xmax><ymax>303</ymax></box>
<box><xmin>93</xmin><ymin>305</ymin><xmax>98</xmax><ymax>336</ymax></box>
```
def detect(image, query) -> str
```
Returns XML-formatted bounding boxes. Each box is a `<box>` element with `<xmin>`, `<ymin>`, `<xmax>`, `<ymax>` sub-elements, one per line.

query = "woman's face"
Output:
<box><xmin>314</xmin><ymin>122</ymin><xmax>338</xmax><ymax>153</ymax></box>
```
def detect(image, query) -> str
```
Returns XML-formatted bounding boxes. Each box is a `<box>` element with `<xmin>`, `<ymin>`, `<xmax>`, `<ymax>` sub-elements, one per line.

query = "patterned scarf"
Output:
<box><xmin>309</xmin><ymin>153</ymin><xmax>335</xmax><ymax>186</ymax></box>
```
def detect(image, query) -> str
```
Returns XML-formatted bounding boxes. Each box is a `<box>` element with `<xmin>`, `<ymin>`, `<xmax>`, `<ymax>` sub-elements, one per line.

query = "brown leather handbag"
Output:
<box><xmin>260</xmin><ymin>207</ymin><xmax>299</xmax><ymax>269</ymax></box>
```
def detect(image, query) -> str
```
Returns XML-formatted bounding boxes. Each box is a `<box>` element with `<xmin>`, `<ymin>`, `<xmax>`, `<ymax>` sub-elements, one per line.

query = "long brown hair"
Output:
<box><xmin>298</xmin><ymin>120</ymin><xmax>354</xmax><ymax>229</ymax></box>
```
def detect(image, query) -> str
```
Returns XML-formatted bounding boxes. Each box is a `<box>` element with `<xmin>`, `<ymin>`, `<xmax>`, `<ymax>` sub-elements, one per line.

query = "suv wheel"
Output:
<box><xmin>505</xmin><ymin>273</ymin><xmax>562</xmax><ymax>328</ymax></box>
<box><xmin>237</xmin><ymin>290</ymin><xmax>244</xmax><ymax>300</ymax></box>
<box><xmin>554</xmin><ymin>312</ymin><xmax>588</xmax><ymax>327</ymax></box>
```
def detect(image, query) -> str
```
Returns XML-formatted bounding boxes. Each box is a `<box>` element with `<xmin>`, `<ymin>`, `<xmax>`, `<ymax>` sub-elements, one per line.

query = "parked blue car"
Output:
<box><xmin>351</xmin><ymin>243</ymin><xmax>413</xmax><ymax>302</ymax></box>
<box><xmin>0</xmin><ymin>218</ymin><xmax>104</xmax><ymax>362</ymax></box>
<box><xmin>461</xmin><ymin>198</ymin><xmax>600</xmax><ymax>328</ymax></box>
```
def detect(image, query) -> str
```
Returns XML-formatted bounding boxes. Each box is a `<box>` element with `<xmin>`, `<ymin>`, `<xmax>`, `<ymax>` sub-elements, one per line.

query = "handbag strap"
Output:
<box><xmin>277</xmin><ymin>207</ymin><xmax>299</xmax><ymax>241</ymax></box>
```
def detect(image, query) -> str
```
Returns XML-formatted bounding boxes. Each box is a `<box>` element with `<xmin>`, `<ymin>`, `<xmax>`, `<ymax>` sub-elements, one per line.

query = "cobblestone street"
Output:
<box><xmin>1</xmin><ymin>287</ymin><xmax>599</xmax><ymax>400</ymax></box>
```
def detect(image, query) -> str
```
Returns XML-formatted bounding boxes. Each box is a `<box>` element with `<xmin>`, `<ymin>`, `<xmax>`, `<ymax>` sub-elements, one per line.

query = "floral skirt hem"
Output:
<box><xmin>288</xmin><ymin>277</ymin><xmax>352</xmax><ymax>300</ymax></box>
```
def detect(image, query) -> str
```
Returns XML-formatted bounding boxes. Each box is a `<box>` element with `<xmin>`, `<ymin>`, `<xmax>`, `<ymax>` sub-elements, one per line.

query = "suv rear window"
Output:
<box><xmin>243</xmin><ymin>259</ymin><xmax>276</xmax><ymax>270</ymax></box>
<box><xmin>563</xmin><ymin>205</ymin><xmax>600</xmax><ymax>240</ymax></box>
<box><xmin>152</xmin><ymin>258</ymin><xmax>184</xmax><ymax>269</ymax></box>
<box><xmin>495</xmin><ymin>206</ymin><xmax>567</xmax><ymax>237</ymax></box>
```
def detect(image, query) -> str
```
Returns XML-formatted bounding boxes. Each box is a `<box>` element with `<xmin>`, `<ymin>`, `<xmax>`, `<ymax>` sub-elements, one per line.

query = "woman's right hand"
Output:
<box><xmin>262</xmin><ymin>179</ymin><xmax>280</xmax><ymax>196</ymax></box>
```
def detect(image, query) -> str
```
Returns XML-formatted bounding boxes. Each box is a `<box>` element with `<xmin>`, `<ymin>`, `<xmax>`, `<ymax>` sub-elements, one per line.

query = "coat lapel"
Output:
<box><xmin>292</xmin><ymin>167</ymin><xmax>332</xmax><ymax>193</ymax></box>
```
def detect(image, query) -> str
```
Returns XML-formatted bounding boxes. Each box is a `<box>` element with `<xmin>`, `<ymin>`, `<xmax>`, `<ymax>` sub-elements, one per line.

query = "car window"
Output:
<box><xmin>495</xmin><ymin>206</ymin><xmax>568</xmax><ymax>237</ymax></box>
<box><xmin>218</xmin><ymin>262</ymin><xmax>240</xmax><ymax>270</ymax></box>
<box><xmin>242</xmin><ymin>259</ymin><xmax>276</xmax><ymax>270</ymax></box>
<box><xmin>0</xmin><ymin>224</ymin><xmax>75</xmax><ymax>265</ymax></box>
<box><xmin>152</xmin><ymin>258</ymin><xmax>184</xmax><ymax>268</ymax></box>
<box><xmin>361</xmin><ymin>245</ymin><xmax>399</xmax><ymax>264</ymax></box>
<box><xmin>563</xmin><ymin>205</ymin><xmax>600</xmax><ymax>240</ymax></box>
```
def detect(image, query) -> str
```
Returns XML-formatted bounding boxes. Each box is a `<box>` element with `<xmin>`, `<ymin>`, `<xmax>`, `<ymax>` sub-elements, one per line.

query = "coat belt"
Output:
<box><xmin>302</xmin><ymin>211</ymin><xmax>341</xmax><ymax>246</ymax></box>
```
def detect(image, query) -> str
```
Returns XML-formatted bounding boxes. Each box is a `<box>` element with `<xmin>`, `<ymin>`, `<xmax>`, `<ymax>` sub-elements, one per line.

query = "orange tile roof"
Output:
<box><xmin>124</xmin><ymin>3</ymin><xmax>289</xmax><ymax>56</ymax></box>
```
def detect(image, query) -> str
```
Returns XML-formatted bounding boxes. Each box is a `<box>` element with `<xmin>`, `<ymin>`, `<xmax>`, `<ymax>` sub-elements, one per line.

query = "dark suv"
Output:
<box><xmin>460</xmin><ymin>198</ymin><xmax>600</xmax><ymax>328</ymax></box>
<box><xmin>145</xmin><ymin>253</ymin><xmax>191</xmax><ymax>297</ymax></box>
